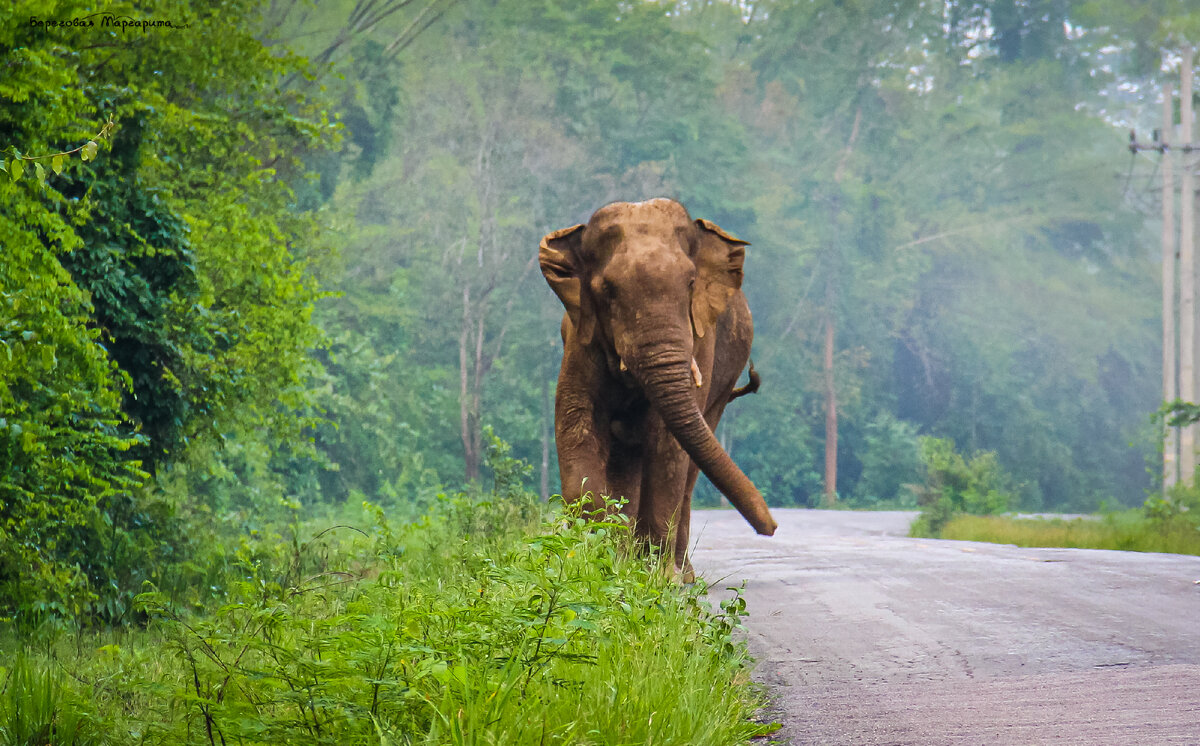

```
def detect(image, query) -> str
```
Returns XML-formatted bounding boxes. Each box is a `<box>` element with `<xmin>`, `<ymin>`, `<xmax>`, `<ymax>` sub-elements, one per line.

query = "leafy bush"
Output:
<box><xmin>0</xmin><ymin>219</ymin><xmax>147</xmax><ymax>626</ymax></box>
<box><xmin>910</xmin><ymin>437</ymin><xmax>1016</xmax><ymax>537</ymax></box>
<box><xmin>1143</xmin><ymin>478</ymin><xmax>1200</xmax><ymax>535</ymax></box>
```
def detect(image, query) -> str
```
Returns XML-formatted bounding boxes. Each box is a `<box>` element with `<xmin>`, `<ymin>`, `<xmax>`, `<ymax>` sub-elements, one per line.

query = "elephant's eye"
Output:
<box><xmin>600</xmin><ymin>279</ymin><xmax>616</xmax><ymax>298</ymax></box>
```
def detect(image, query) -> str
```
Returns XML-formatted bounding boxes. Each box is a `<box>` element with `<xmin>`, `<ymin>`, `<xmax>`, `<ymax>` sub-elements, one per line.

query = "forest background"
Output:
<box><xmin>3</xmin><ymin>0</ymin><xmax>1200</xmax><ymax>623</ymax></box>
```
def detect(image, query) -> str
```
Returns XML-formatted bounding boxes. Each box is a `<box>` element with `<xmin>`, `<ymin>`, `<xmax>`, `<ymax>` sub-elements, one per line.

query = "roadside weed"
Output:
<box><xmin>9</xmin><ymin>493</ymin><xmax>769</xmax><ymax>745</ymax></box>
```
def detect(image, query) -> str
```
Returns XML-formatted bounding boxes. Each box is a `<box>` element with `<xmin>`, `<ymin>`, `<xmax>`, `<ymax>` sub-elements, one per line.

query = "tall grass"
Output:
<box><xmin>0</xmin><ymin>657</ymin><xmax>98</xmax><ymax>746</ymax></box>
<box><xmin>940</xmin><ymin>512</ymin><xmax>1200</xmax><ymax>556</ymax></box>
<box><xmin>2</xmin><ymin>492</ymin><xmax>773</xmax><ymax>745</ymax></box>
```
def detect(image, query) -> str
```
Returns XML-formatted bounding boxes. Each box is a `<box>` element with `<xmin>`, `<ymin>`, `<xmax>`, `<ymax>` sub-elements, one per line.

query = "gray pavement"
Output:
<box><xmin>690</xmin><ymin>508</ymin><xmax>1200</xmax><ymax>745</ymax></box>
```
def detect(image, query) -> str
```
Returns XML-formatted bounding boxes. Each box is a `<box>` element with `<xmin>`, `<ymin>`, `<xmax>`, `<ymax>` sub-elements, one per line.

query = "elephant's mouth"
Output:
<box><xmin>608</xmin><ymin>352</ymin><xmax>704</xmax><ymax>390</ymax></box>
<box><xmin>606</xmin><ymin>352</ymin><xmax>638</xmax><ymax>389</ymax></box>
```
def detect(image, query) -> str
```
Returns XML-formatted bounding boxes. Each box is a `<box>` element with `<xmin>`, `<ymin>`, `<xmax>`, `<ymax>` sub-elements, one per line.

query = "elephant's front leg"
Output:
<box><xmin>555</xmin><ymin>383</ymin><xmax>645</xmax><ymax>521</ymax></box>
<box><xmin>636</xmin><ymin>416</ymin><xmax>694</xmax><ymax>570</ymax></box>
<box><xmin>555</xmin><ymin>386</ymin><xmax>611</xmax><ymax>517</ymax></box>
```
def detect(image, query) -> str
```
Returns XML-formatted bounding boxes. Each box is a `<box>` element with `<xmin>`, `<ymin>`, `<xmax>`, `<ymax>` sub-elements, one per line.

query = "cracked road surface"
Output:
<box><xmin>690</xmin><ymin>508</ymin><xmax>1200</xmax><ymax>745</ymax></box>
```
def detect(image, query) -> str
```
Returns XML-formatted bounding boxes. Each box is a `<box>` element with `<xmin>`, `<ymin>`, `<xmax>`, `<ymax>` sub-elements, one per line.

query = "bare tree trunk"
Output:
<box><xmin>471</xmin><ymin>306</ymin><xmax>487</xmax><ymax>477</ymax></box>
<box><xmin>821</xmin><ymin>104</ymin><xmax>861</xmax><ymax>507</ymax></box>
<box><xmin>1163</xmin><ymin>73</ymin><xmax>1179</xmax><ymax>492</ymax></box>
<box><xmin>452</xmin><ymin>104</ymin><xmax>545</xmax><ymax>487</ymax></box>
<box><xmin>541</xmin><ymin>370</ymin><xmax>551</xmax><ymax>500</ymax></box>
<box><xmin>719</xmin><ymin>413</ymin><xmax>735</xmax><ymax>458</ymax></box>
<box><xmin>823</xmin><ymin>277</ymin><xmax>838</xmax><ymax>507</ymax></box>
<box><xmin>459</xmin><ymin>285</ymin><xmax>480</xmax><ymax>482</ymax></box>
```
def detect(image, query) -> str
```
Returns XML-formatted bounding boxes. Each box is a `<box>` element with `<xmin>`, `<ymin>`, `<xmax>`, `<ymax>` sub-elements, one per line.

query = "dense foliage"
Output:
<box><xmin>0</xmin><ymin>0</ymin><xmax>333</xmax><ymax>622</ymax></box>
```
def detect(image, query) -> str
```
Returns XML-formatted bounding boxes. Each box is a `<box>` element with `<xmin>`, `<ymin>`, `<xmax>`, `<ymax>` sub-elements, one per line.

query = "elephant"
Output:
<box><xmin>539</xmin><ymin>198</ymin><xmax>777</xmax><ymax>579</ymax></box>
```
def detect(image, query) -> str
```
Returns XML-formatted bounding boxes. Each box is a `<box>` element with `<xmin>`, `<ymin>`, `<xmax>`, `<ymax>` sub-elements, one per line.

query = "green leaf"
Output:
<box><xmin>81</xmin><ymin>141</ymin><xmax>98</xmax><ymax>162</ymax></box>
<box><xmin>10</xmin><ymin>159</ymin><xmax>23</xmax><ymax>180</ymax></box>
<box><xmin>34</xmin><ymin>162</ymin><xmax>45</xmax><ymax>185</ymax></box>
<box><xmin>566</xmin><ymin>618</ymin><xmax>597</xmax><ymax>631</ymax></box>
<box><xmin>51</xmin><ymin>154</ymin><xmax>65</xmax><ymax>175</ymax></box>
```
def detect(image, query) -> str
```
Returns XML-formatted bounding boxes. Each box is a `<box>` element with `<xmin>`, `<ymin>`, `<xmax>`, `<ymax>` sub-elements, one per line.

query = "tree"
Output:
<box><xmin>0</xmin><ymin>0</ymin><xmax>336</xmax><ymax>621</ymax></box>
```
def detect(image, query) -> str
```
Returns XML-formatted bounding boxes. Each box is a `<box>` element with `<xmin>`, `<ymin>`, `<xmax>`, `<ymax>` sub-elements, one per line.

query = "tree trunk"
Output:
<box><xmin>823</xmin><ymin>277</ymin><xmax>838</xmax><ymax>507</ymax></box>
<box><xmin>459</xmin><ymin>284</ymin><xmax>480</xmax><ymax>483</ymax></box>
<box><xmin>821</xmin><ymin>104</ymin><xmax>860</xmax><ymax>507</ymax></box>
<box><xmin>541</xmin><ymin>369</ymin><xmax>551</xmax><ymax>500</ymax></box>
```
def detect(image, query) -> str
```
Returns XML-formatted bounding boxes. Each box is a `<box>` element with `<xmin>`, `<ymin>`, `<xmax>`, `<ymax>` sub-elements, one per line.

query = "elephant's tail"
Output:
<box><xmin>729</xmin><ymin>360</ymin><xmax>760</xmax><ymax>403</ymax></box>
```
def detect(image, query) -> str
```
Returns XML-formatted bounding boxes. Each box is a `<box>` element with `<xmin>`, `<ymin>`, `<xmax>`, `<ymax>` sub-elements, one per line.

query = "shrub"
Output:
<box><xmin>910</xmin><ymin>437</ymin><xmax>1016</xmax><ymax>537</ymax></box>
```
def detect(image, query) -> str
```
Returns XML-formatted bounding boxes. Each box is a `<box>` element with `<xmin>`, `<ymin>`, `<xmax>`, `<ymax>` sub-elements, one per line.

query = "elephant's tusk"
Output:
<box><xmin>619</xmin><ymin>358</ymin><xmax>628</xmax><ymax>372</ymax></box>
<box><xmin>690</xmin><ymin>358</ymin><xmax>703</xmax><ymax>388</ymax></box>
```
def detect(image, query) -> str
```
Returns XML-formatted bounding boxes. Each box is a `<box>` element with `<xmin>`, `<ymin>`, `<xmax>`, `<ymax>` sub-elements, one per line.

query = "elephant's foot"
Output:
<box><xmin>676</xmin><ymin>557</ymin><xmax>696</xmax><ymax>585</ymax></box>
<box><xmin>655</xmin><ymin>555</ymin><xmax>695</xmax><ymax>584</ymax></box>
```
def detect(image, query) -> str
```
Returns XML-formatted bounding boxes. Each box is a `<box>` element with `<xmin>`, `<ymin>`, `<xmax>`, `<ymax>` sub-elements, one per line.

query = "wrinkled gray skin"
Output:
<box><xmin>540</xmin><ymin>199</ymin><xmax>777</xmax><ymax>577</ymax></box>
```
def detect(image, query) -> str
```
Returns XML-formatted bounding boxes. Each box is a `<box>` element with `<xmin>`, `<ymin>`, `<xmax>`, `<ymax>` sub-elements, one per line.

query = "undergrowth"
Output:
<box><xmin>1</xmin><ymin>489</ymin><xmax>772</xmax><ymax>745</ymax></box>
<box><xmin>929</xmin><ymin>464</ymin><xmax>1200</xmax><ymax>556</ymax></box>
<box><xmin>941</xmin><ymin>511</ymin><xmax>1200</xmax><ymax>556</ymax></box>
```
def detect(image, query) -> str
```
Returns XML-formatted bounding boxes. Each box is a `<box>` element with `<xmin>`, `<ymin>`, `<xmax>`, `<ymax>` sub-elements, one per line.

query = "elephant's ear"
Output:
<box><xmin>539</xmin><ymin>224</ymin><xmax>595</xmax><ymax>344</ymax></box>
<box><xmin>691</xmin><ymin>218</ymin><xmax>748</xmax><ymax>339</ymax></box>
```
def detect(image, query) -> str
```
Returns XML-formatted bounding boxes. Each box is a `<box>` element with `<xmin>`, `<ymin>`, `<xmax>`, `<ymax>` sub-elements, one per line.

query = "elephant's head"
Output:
<box><xmin>540</xmin><ymin>198</ymin><xmax>776</xmax><ymax>536</ymax></box>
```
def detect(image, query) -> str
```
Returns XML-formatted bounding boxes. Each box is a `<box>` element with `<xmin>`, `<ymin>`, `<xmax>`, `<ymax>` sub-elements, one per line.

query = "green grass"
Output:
<box><xmin>1</xmin><ymin>493</ymin><xmax>774</xmax><ymax>745</ymax></box>
<box><xmin>939</xmin><ymin>511</ymin><xmax>1200</xmax><ymax>556</ymax></box>
<box><xmin>0</xmin><ymin>656</ymin><xmax>101</xmax><ymax>746</ymax></box>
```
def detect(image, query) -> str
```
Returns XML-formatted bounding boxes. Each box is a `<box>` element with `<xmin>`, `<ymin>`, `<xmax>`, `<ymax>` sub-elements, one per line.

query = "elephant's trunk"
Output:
<box><xmin>631</xmin><ymin>343</ymin><xmax>777</xmax><ymax>536</ymax></box>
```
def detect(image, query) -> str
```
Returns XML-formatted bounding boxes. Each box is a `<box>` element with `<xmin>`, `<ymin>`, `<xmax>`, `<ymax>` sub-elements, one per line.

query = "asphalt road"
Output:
<box><xmin>690</xmin><ymin>508</ymin><xmax>1200</xmax><ymax>746</ymax></box>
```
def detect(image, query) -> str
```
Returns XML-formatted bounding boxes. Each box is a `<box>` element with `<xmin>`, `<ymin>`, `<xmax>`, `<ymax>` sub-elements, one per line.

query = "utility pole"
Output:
<box><xmin>1163</xmin><ymin>75</ymin><xmax>1179</xmax><ymax>492</ymax></box>
<box><xmin>1133</xmin><ymin>47</ymin><xmax>1200</xmax><ymax>488</ymax></box>
<box><xmin>1181</xmin><ymin>45</ymin><xmax>1196</xmax><ymax>485</ymax></box>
